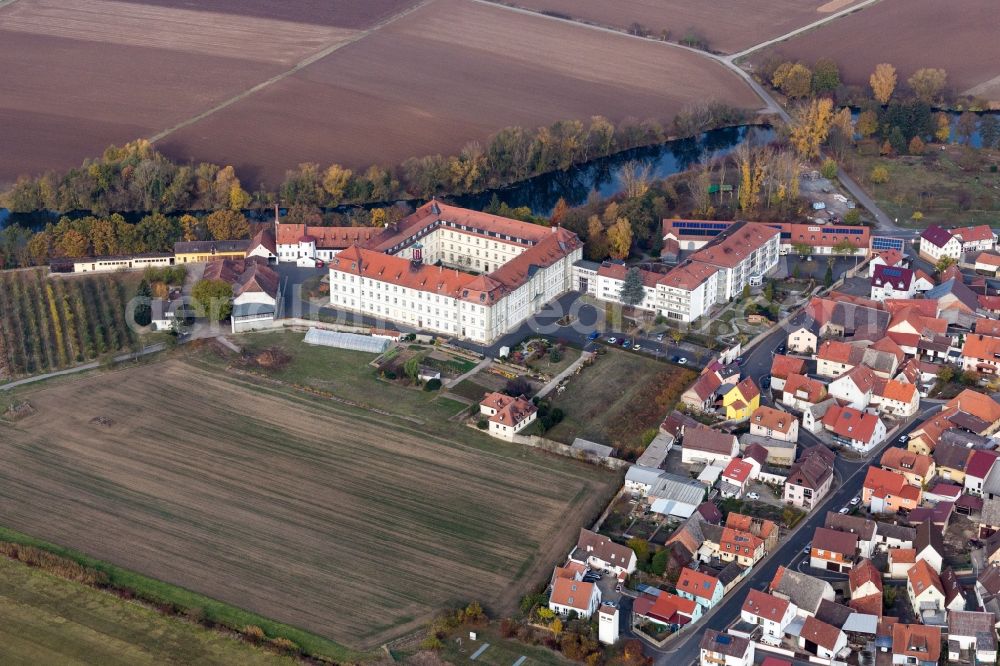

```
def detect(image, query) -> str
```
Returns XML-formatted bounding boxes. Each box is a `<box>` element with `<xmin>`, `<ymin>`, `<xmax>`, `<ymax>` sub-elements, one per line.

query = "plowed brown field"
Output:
<box><xmin>0</xmin><ymin>0</ymin><xmax>760</xmax><ymax>187</ymax></box>
<box><xmin>488</xmin><ymin>0</ymin><xmax>864</xmax><ymax>55</ymax></box>
<box><xmin>0</xmin><ymin>360</ymin><xmax>616</xmax><ymax>648</ymax></box>
<box><xmin>750</xmin><ymin>0</ymin><xmax>1000</xmax><ymax>103</ymax></box>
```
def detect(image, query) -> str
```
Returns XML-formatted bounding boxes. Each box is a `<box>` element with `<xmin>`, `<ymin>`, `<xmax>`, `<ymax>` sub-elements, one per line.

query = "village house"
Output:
<box><xmin>549</xmin><ymin>576</ymin><xmax>601</xmax><ymax>618</ymax></box>
<box><xmin>478</xmin><ymin>392</ymin><xmax>538</xmax><ymax>441</ymax></box>
<box><xmin>741</xmin><ymin>589</ymin><xmax>797</xmax><ymax>644</ymax></box>
<box><xmin>827</xmin><ymin>364</ymin><xmax>878</xmax><ymax>410</ymax></box>
<box><xmin>681</xmin><ymin>426</ymin><xmax>739</xmax><ymax>465</ymax></box>
<box><xmin>726</xmin><ymin>513</ymin><xmax>779</xmax><ymax>553</ymax></box>
<box><xmin>676</xmin><ymin>567</ymin><xmax>724</xmax><ymax>611</ymax></box>
<box><xmin>570</xmin><ymin>529</ymin><xmax>637</xmax><ymax>579</ymax></box>
<box><xmin>962</xmin><ymin>333</ymin><xmax>1000</xmax><ymax>375</ymax></box>
<box><xmin>816</xmin><ymin>340</ymin><xmax>864</xmax><ymax>379</ymax></box>
<box><xmin>947</xmin><ymin>389</ymin><xmax>1000</xmax><ymax>435</ymax></box>
<box><xmin>822</xmin><ymin>404</ymin><xmax>886</xmax><ymax>453</ymax></box>
<box><xmin>825</xmin><ymin>512</ymin><xmax>878</xmax><ymax>558</ymax></box>
<box><xmin>721</xmin><ymin>377</ymin><xmax>760</xmax><ymax>422</ymax></box>
<box><xmin>799</xmin><ymin>616</ymin><xmax>848</xmax><ymax>660</ymax></box>
<box><xmin>849</xmin><ymin>559</ymin><xmax>884</xmax><ymax>613</ymax></box>
<box><xmin>749</xmin><ymin>406</ymin><xmax>799</xmax><ymax>442</ymax></box>
<box><xmin>781</xmin><ymin>374</ymin><xmax>827</xmax><ymax>412</ymax></box>
<box><xmin>979</xmin><ymin>498</ymin><xmax>1000</xmax><ymax>538</ymax></box>
<box><xmin>699</xmin><ymin>629</ymin><xmax>754</xmax><ymax>666</ymax></box>
<box><xmin>810</xmin><ymin>526</ymin><xmax>858</xmax><ymax>573</ymax></box>
<box><xmin>966</xmin><ymin>450</ymin><xmax>1000</xmax><ymax>496</ymax></box>
<box><xmin>719</xmin><ymin>459</ymin><xmax>754</xmax><ymax>498</ymax></box>
<box><xmin>974</xmin><ymin>252</ymin><xmax>1000</xmax><ymax>276</ymax></box>
<box><xmin>740</xmin><ymin>434</ymin><xmax>796</xmax><ymax>466</ymax></box>
<box><xmin>871</xmin><ymin>265</ymin><xmax>916</xmax><ymax>301</ymax></box>
<box><xmin>786</xmin><ymin>313</ymin><xmax>820</xmax><ymax>354</ymax></box>
<box><xmin>863</xmin><ymin>467</ymin><xmax>921</xmax><ymax>513</ymax></box>
<box><xmin>719</xmin><ymin>527</ymin><xmax>764</xmax><ymax>567</ymax></box>
<box><xmin>891</xmin><ymin>623</ymin><xmax>941</xmax><ymax>665</ymax></box>
<box><xmin>880</xmin><ymin>448</ymin><xmax>935</xmax><ymax>488</ymax></box>
<box><xmin>889</xmin><ymin>548</ymin><xmax>917</xmax><ymax>579</ymax></box>
<box><xmin>919</xmin><ymin>225</ymin><xmax>963</xmax><ymax>264</ymax></box>
<box><xmin>914</xmin><ymin>520</ymin><xmax>945</xmax><ymax>573</ymax></box>
<box><xmin>976</xmin><ymin>564</ymin><xmax>1000</xmax><ymax>620</ymax></box>
<box><xmin>784</xmin><ymin>445</ymin><xmax>835</xmax><ymax>510</ymax></box>
<box><xmin>681</xmin><ymin>371</ymin><xmax>723</xmax><ymax>412</ymax></box>
<box><xmin>952</xmin><ymin>224</ymin><xmax>997</xmax><ymax>253</ymax></box>
<box><xmin>947</xmin><ymin>610</ymin><xmax>998</xmax><ymax>664</ymax></box>
<box><xmin>802</xmin><ymin>398</ymin><xmax>837</xmax><ymax>434</ymax></box>
<box><xmin>869</xmin><ymin>249</ymin><xmax>907</xmax><ymax>277</ymax></box>
<box><xmin>633</xmin><ymin>590</ymin><xmax>701</xmax><ymax>631</ymax></box>
<box><xmin>769</xmin><ymin>355</ymin><xmax>806</xmax><ymax>393</ymax></box>
<box><xmin>912</xmin><ymin>269</ymin><xmax>936</xmax><ymax>292</ymax></box>
<box><xmin>875</xmin><ymin>521</ymin><xmax>916</xmax><ymax>552</ymax></box>
<box><xmin>926</xmin><ymin>278</ymin><xmax>980</xmax><ymax>322</ymax></box>
<box><xmin>906</xmin><ymin>559</ymin><xmax>947</xmax><ymax>626</ymax></box>
<box><xmin>769</xmin><ymin>566</ymin><xmax>834</xmax><ymax>617</ymax></box>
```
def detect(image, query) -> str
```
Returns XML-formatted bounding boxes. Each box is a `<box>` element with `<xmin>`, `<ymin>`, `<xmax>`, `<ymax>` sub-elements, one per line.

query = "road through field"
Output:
<box><xmin>0</xmin><ymin>359</ymin><xmax>615</xmax><ymax>649</ymax></box>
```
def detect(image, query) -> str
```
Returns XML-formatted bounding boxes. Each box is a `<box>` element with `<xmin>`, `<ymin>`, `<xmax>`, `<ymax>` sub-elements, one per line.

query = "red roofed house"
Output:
<box><xmin>892</xmin><ymin>623</ymin><xmax>942</xmax><ymax>665</ymax></box>
<box><xmin>872</xmin><ymin>378</ymin><xmax>920</xmax><ymax>418</ymax></box>
<box><xmin>828</xmin><ymin>364</ymin><xmax>878</xmax><ymax>410</ymax></box>
<box><xmin>681</xmin><ymin>370</ymin><xmax>723</xmax><ymax>412</ymax></box>
<box><xmin>966</xmin><ymin>450</ymin><xmax>1000</xmax><ymax>497</ymax></box>
<box><xmin>906</xmin><ymin>559</ymin><xmax>947</xmax><ymax>625</ymax></box>
<box><xmin>720</xmin><ymin>527</ymin><xmax>765</xmax><ymax>567</ymax></box>
<box><xmin>945</xmin><ymin>389</ymin><xmax>1000</xmax><ymax>435</ymax></box>
<box><xmin>571</xmin><ymin>528</ymin><xmax>638</xmax><ymax>578</ymax></box>
<box><xmin>975</xmin><ymin>252</ymin><xmax>1000</xmax><ymax>276</ymax></box>
<box><xmin>863</xmin><ymin>467</ymin><xmax>922</xmax><ymax>514</ymax></box>
<box><xmin>850</xmin><ymin>559</ymin><xmax>884</xmax><ymax>616</ymax></box>
<box><xmin>675</xmin><ymin>567</ymin><xmax>724</xmax><ymax>610</ymax></box>
<box><xmin>869</xmin><ymin>249</ymin><xmax>906</xmax><ymax>277</ymax></box>
<box><xmin>962</xmin><ymin>333</ymin><xmax>1000</xmax><ymax>376</ymax></box>
<box><xmin>549</xmin><ymin>576</ymin><xmax>601</xmax><ymax>618</ymax></box>
<box><xmin>720</xmin><ymin>458</ymin><xmax>755</xmax><ymax>498</ymax></box>
<box><xmin>952</xmin><ymin>225</ymin><xmax>997</xmax><ymax>253</ymax></box>
<box><xmin>811</xmin><ymin>526</ymin><xmax>859</xmax><ymax>573</ymax></box>
<box><xmin>822</xmin><ymin>404</ymin><xmax>887</xmax><ymax>454</ymax></box>
<box><xmin>479</xmin><ymin>392</ymin><xmax>537</xmax><ymax>441</ymax></box>
<box><xmin>782</xmin><ymin>374</ymin><xmax>828</xmax><ymax>412</ymax></box>
<box><xmin>889</xmin><ymin>548</ymin><xmax>917</xmax><ymax>579</ymax></box>
<box><xmin>770</xmin><ymin>355</ymin><xmax>806</xmax><ymax>392</ymax></box>
<box><xmin>632</xmin><ymin>590</ymin><xmax>701</xmax><ymax>630</ymax></box>
<box><xmin>799</xmin><ymin>616</ymin><xmax>847</xmax><ymax>659</ymax></box>
<box><xmin>750</xmin><ymin>405</ymin><xmax>799</xmax><ymax>442</ymax></box>
<box><xmin>741</xmin><ymin>589</ymin><xmax>797</xmax><ymax>644</ymax></box>
<box><xmin>880</xmin><ymin>448</ymin><xmax>935</xmax><ymax>488</ymax></box>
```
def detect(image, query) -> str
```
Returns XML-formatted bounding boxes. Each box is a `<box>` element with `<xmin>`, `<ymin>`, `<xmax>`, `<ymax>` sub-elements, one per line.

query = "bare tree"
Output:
<box><xmin>620</xmin><ymin>160</ymin><xmax>653</xmax><ymax>199</ymax></box>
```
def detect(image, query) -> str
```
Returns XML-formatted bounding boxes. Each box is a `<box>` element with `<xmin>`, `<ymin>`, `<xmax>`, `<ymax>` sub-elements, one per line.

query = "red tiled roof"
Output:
<box><xmin>784</xmin><ymin>373</ymin><xmax>826</xmax><ymax>403</ymax></box>
<box><xmin>550</xmin><ymin>577</ymin><xmax>596</xmax><ymax>611</ymax></box>
<box><xmin>771</xmin><ymin>222</ymin><xmax>870</xmax><ymax>249</ymax></box>
<box><xmin>872</xmin><ymin>265</ymin><xmax>914</xmax><ymax>290</ymax></box>
<box><xmin>676</xmin><ymin>567</ymin><xmax>720</xmax><ymax>602</ymax></box>
<box><xmin>849</xmin><ymin>593</ymin><xmax>883</xmax><ymax>616</ymax></box>
<box><xmin>690</xmin><ymin>222</ymin><xmax>780</xmax><ymax>269</ymax></box>
<box><xmin>822</xmin><ymin>405</ymin><xmax>880</xmax><ymax>443</ymax></box>
<box><xmin>751</xmin><ymin>406</ymin><xmax>795</xmax><ymax>434</ymax></box>
<box><xmin>878</xmin><ymin>378</ymin><xmax>916</xmax><ymax>404</ymax></box>
<box><xmin>812</xmin><ymin>526</ymin><xmax>858</xmax><ymax>555</ymax></box>
<box><xmin>921</xmin><ymin>225</ymin><xmax>956</xmax><ymax>248</ymax></box>
<box><xmin>967</xmin><ymin>450</ymin><xmax>1000</xmax><ymax>479</ymax></box>
<box><xmin>771</xmin><ymin>354</ymin><xmax>806</xmax><ymax>380</ymax></box>
<box><xmin>732</xmin><ymin>377</ymin><xmax>760</xmax><ymax>402</ymax></box>
<box><xmin>276</xmin><ymin>223</ymin><xmax>379</xmax><ymax>248</ymax></box>
<box><xmin>880</xmin><ymin>448</ymin><xmax>932</xmax><ymax>479</ymax></box>
<box><xmin>946</xmin><ymin>389</ymin><xmax>1000</xmax><ymax>424</ymax></box>
<box><xmin>742</xmin><ymin>589</ymin><xmax>790</xmax><ymax>621</ymax></box>
<box><xmin>907</xmin><ymin>559</ymin><xmax>943</xmax><ymax>598</ymax></box>
<box><xmin>892</xmin><ymin>624</ymin><xmax>941</xmax><ymax>662</ymax></box>
<box><xmin>658</xmin><ymin>260</ymin><xmax>718</xmax><ymax>291</ymax></box>
<box><xmin>800</xmin><ymin>616</ymin><xmax>843</xmax><ymax>650</ymax></box>
<box><xmin>722</xmin><ymin>458</ymin><xmax>754</xmax><ymax>484</ymax></box>
<box><xmin>873</xmin><ymin>249</ymin><xmax>904</xmax><ymax>267</ymax></box>
<box><xmin>850</xmin><ymin>559</ymin><xmax>884</xmax><ymax>595</ymax></box>
<box><xmin>837</xmin><ymin>364</ymin><xmax>878</xmax><ymax>394</ymax></box>
<box><xmin>864</xmin><ymin>467</ymin><xmax>920</xmax><ymax>503</ymax></box>
<box><xmin>952</xmin><ymin>225</ymin><xmax>995</xmax><ymax>243</ymax></box>
<box><xmin>817</xmin><ymin>340</ymin><xmax>863</xmax><ymax>365</ymax></box>
<box><xmin>975</xmin><ymin>318</ymin><xmax>1000</xmax><ymax>335</ymax></box>
<box><xmin>890</xmin><ymin>548</ymin><xmax>916</xmax><ymax>564</ymax></box>
<box><xmin>597</xmin><ymin>262</ymin><xmax>661</xmax><ymax>288</ymax></box>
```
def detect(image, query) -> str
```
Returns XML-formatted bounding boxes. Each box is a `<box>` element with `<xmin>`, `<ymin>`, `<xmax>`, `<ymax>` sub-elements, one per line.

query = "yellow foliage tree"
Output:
<box><xmin>908</xmin><ymin>68</ymin><xmax>947</xmax><ymax>103</ymax></box>
<box><xmin>870</xmin><ymin>165</ymin><xmax>889</xmax><ymax>184</ymax></box>
<box><xmin>551</xmin><ymin>618</ymin><xmax>563</xmax><ymax>635</ymax></box>
<box><xmin>370</xmin><ymin>208</ymin><xmax>388</xmax><ymax>227</ymax></box>
<box><xmin>586</xmin><ymin>215</ymin><xmax>607</xmax><ymax>260</ymax></box>
<box><xmin>909</xmin><ymin>136</ymin><xmax>925</xmax><ymax>155</ymax></box>
<box><xmin>934</xmin><ymin>113</ymin><xmax>951</xmax><ymax>143</ymax></box>
<box><xmin>179</xmin><ymin>214</ymin><xmax>200</xmax><ymax>242</ymax></box>
<box><xmin>607</xmin><ymin>217</ymin><xmax>633</xmax><ymax>260</ymax></box>
<box><xmin>856</xmin><ymin>110</ymin><xmax>879</xmax><ymax>139</ymax></box>
<box><xmin>779</xmin><ymin>63</ymin><xmax>813</xmax><ymax>98</ymax></box>
<box><xmin>322</xmin><ymin>164</ymin><xmax>353</xmax><ymax>204</ymax></box>
<box><xmin>205</xmin><ymin>209</ymin><xmax>249</xmax><ymax>241</ymax></box>
<box><xmin>788</xmin><ymin>98</ymin><xmax>835</xmax><ymax>159</ymax></box>
<box><xmin>870</xmin><ymin>63</ymin><xmax>897</xmax><ymax>104</ymax></box>
<box><xmin>228</xmin><ymin>184</ymin><xmax>251</xmax><ymax>211</ymax></box>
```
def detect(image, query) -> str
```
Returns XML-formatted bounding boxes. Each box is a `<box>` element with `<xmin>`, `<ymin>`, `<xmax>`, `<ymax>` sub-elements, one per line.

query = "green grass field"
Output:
<box><xmin>847</xmin><ymin>145</ymin><xmax>1000</xmax><ymax>227</ymax></box>
<box><xmin>0</xmin><ymin>556</ymin><xmax>294</xmax><ymax>665</ymax></box>
<box><xmin>545</xmin><ymin>348</ymin><xmax>696</xmax><ymax>450</ymax></box>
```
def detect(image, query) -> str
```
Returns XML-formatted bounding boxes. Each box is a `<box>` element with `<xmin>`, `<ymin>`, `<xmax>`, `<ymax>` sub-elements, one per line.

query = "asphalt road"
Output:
<box><xmin>636</xmin><ymin>404</ymin><xmax>937</xmax><ymax>666</ymax></box>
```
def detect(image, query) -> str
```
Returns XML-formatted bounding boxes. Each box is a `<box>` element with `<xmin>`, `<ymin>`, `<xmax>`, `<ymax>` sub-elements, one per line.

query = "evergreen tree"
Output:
<box><xmin>619</xmin><ymin>267</ymin><xmax>646</xmax><ymax>306</ymax></box>
<box><xmin>134</xmin><ymin>279</ymin><xmax>152</xmax><ymax>327</ymax></box>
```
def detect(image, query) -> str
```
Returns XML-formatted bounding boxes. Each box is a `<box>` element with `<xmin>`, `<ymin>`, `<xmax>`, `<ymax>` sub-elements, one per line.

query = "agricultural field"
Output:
<box><xmin>0</xmin><ymin>270</ymin><xmax>138</xmax><ymax>381</ymax></box>
<box><xmin>0</xmin><ymin>355</ymin><xmax>616</xmax><ymax>649</ymax></box>
<box><xmin>749</xmin><ymin>0</ymin><xmax>1000</xmax><ymax>104</ymax></box>
<box><xmin>846</xmin><ymin>145</ymin><xmax>1000</xmax><ymax>228</ymax></box>
<box><xmin>544</xmin><ymin>348</ymin><xmax>696</xmax><ymax>452</ymax></box>
<box><xmin>158</xmin><ymin>0</ymin><xmax>760</xmax><ymax>186</ymax></box>
<box><xmin>0</xmin><ymin>0</ymin><xmax>760</xmax><ymax>188</ymax></box>
<box><xmin>490</xmin><ymin>0</ymin><xmax>864</xmax><ymax>55</ymax></box>
<box><xmin>0</xmin><ymin>556</ymin><xmax>294</xmax><ymax>665</ymax></box>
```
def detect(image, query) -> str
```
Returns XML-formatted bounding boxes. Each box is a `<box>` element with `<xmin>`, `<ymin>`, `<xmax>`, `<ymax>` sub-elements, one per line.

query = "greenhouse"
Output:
<box><xmin>303</xmin><ymin>328</ymin><xmax>390</xmax><ymax>354</ymax></box>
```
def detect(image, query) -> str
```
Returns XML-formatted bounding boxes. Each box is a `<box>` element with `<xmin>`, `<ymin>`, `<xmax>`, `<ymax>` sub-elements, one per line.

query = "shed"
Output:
<box><xmin>572</xmin><ymin>438</ymin><xmax>614</xmax><ymax>460</ymax></box>
<box><xmin>698</xmin><ymin>464</ymin><xmax>724</xmax><ymax>486</ymax></box>
<box><xmin>636</xmin><ymin>432</ymin><xmax>674</xmax><ymax>468</ymax></box>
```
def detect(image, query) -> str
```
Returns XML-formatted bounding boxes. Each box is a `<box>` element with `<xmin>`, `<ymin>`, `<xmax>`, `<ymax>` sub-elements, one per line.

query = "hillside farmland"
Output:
<box><xmin>749</xmin><ymin>0</ymin><xmax>1000</xmax><ymax>103</ymax></box>
<box><xmin>0</xmin><ymin>271</ymin><xmax>137</xmax><ymax>380</ymax></box>
<box><xmin>0</xmin><ymin>360</ymin><xmax>617</xmax><ymax>648</ymax></box>
<box><xmin>0</xmin><ymin>0</ymin><xmax>761</xmax><ymax>187</ymax></box>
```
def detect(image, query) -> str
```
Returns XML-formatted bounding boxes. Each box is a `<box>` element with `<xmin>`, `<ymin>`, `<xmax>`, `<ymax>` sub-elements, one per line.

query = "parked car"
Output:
<box><xmin>656</xmin><ymin>333</ymin><xmax>664</xmax><ymax>341</ymax></box>
<box><xmin>622</xmin><ymin>340</ymin><xmax>631</xmax><ymax>348</ymax></box>
<box><xmin>850</xmin><ymin>496</ymin><xmax>861</xmax><ymax>505</ymax></box>
<box><xmin>898</xmin><ymin>434</ymin><xmax>910</xmax><ymax>443</ymax></box>
<box><xmin>632</xmin><ymin>345</ymin><xmax>642</xmax><ymax>352</ymax></box>
<box><xmin>607</xmin><ymin>337</ymin><xmax>617</xmax><ymax>344</ymax></box>
<box><xmin>735</xmin><ymin>356</ymin><xmax>745</xmax><ymax>365</ymax></box>
<box><xmin>838</xmin><ymin>507</ymin><xmax>850</xmax><ymax>514</ymax></box>
<box><xmin>677</xmin><ymin>357</ymin><xmax>688</xmax><ymax>365</ymax></box>
<box><xmin>803</xmin><ymin>544</ymin><xmax>811</xmax><ymax>555</ymax></box>
<box><xmin>588</xmin><ymin>330</ymin><xmax>600</xmax><ymax>340</ymax></box>
<box><xmin>314</xmin><ymin>259</ymin><xmax>325</xmax><ymax>268</ymax></box>
<box><xmin>747</xmin><ymin>492</ymin><xmax>760</xmax><ymax>500</ymax></box>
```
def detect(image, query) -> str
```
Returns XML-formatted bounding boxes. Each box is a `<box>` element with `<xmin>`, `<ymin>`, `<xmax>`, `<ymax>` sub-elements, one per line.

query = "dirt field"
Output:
<box><xmin>0</xmin><ymin>557</ymin><xmax>294</xmax><ymax>665</ymax></box>
<box><xmin>0</xmin><ymin>0</ymin><xmax>760</xmax><ymax>188</ymax></box>
<box><xmin>0</xmin><ymin>359</ymin><xmax>615</xmax><ymax>649</ymax></box>
<box><xmin>750</xmin><ymin>0</ymin><xmax>1000</xmax><ymax>102</ymax></box>
<box><xmin>487</xmin><ymin>0</ymin><xmax>864</xmax><ymax>55</ymax></box>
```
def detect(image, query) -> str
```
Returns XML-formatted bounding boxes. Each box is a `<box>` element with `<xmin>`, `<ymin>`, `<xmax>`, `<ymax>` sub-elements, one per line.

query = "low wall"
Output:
<box><xmin>511</xmin><ymin>434</ymin><xmax>630</xmax><ymax>470</ymax></box>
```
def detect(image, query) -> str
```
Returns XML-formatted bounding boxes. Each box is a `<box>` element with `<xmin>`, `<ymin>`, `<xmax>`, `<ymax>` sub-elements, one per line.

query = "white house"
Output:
<box><xmin>681</xmin><ymin>426</ymin><xmax>738</xmax><ymax>466</ymax></box>
<box><xmin>479</xmin><ymin>392</ymin><xmax>537</xmax><ymax>441</ymax></box>
<box><xmin>230</xmin><ymin>262</ymin><xmax>280</xmax><ymax>333</ymax></box>
<box><xmin>598</xmin><ymin>604</ymin><xmax>620</xmax><ymax>645</ymax></box>
<box><xmin>699</xmin><ymin>629</ymin><xmax>754</xmax><ymax>666</ymax></box>
<box><xmin>749</xmin><ymin>406</ymin><xmax>799</xmax><ymax>442</ymax></box>
<box><xmin>948</xmin><ymin>610</ymin><xmax>997</xmax><ymax>663</ymax></box>
<box><xmin>571</xmin><ymin>529</ymin><xmax>637</xmax><ymax>579</ymax></box>
<box><xmin>799</xmin><ymin>616</ymin><xmax>847</xmax><ymax>660</ymax></box>
<box><xmin>952</xmin><ymin>225</ymin><xmax>997</xmax><ymax>253</ymax></box>
<box><xmin>871</xmin><ymin>265</ymin><xmax>916</xmax><ymax>301</ymax></box>
<box><xmin>822</xmin><ymin>405</ymin><xmax>886</xmax><ymax>454</ymax></box>
<box><xmin>741</xmin><ymin>589</ymin><xmax>797</xmax><ymax>645</ymax></box>
<box><xmin>549</xmin><ymin>577</ymin><xmax>601</xmax><ymax>618</ymax></box>
<box><xmin>828</xmin><ymin>365</ymin><xmax>877</xmax><ymax>411</ymax></box>
<box><xmin>919</xmin><ymin>225</ymin><xmax>962</xmax><ymax>264</ymax></box>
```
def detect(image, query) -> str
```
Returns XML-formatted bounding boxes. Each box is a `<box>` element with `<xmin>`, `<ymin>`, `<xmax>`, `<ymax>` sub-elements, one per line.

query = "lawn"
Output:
<box><xmin>0</xmin><ymin>556</ymin><xmax>294</xmax><ymax>665</ymax></box>
<box><xmin>846</xmin><ymin>145</ymin><xmax>1000</xmax><ymax>227</ymax></box>
<box><xmin>0</xmin><ymin>354</ymin><xmax>616</xmax><ymax>650</ymax></box>
<box><xmin>438</xmin><ymin>625</ymin><xmax>571</xmax><ymax>666</ymax></box>
<box><xmin>544</xmin><ymin>348</ymin><xmax>696</xmax><ymax>451</ymax></box>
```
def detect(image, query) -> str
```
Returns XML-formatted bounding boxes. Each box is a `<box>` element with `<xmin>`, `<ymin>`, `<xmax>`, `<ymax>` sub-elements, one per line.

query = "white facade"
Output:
<box><xmin>828</xmin><ymin>374</ymin><xmax>873</xmax><ymax>411</ymax></box>
<box><xmin>70</xmin><ymin>254</ymin><xmax>175</xmax><ymax>274</ymax></box>
<box><xmin>920</xmin><ymin>235</ymin><xmax>962</xmax><ymax>263</ymax></box>
<box><xmin>741</xmin><ymin>601</ymin><xmax>797</xmax><ymax>643</ymax></box>
<box><xmin>598</xmin><ymin>605</ymin><xmax>620</xmax><ymax>645</ymax></box>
